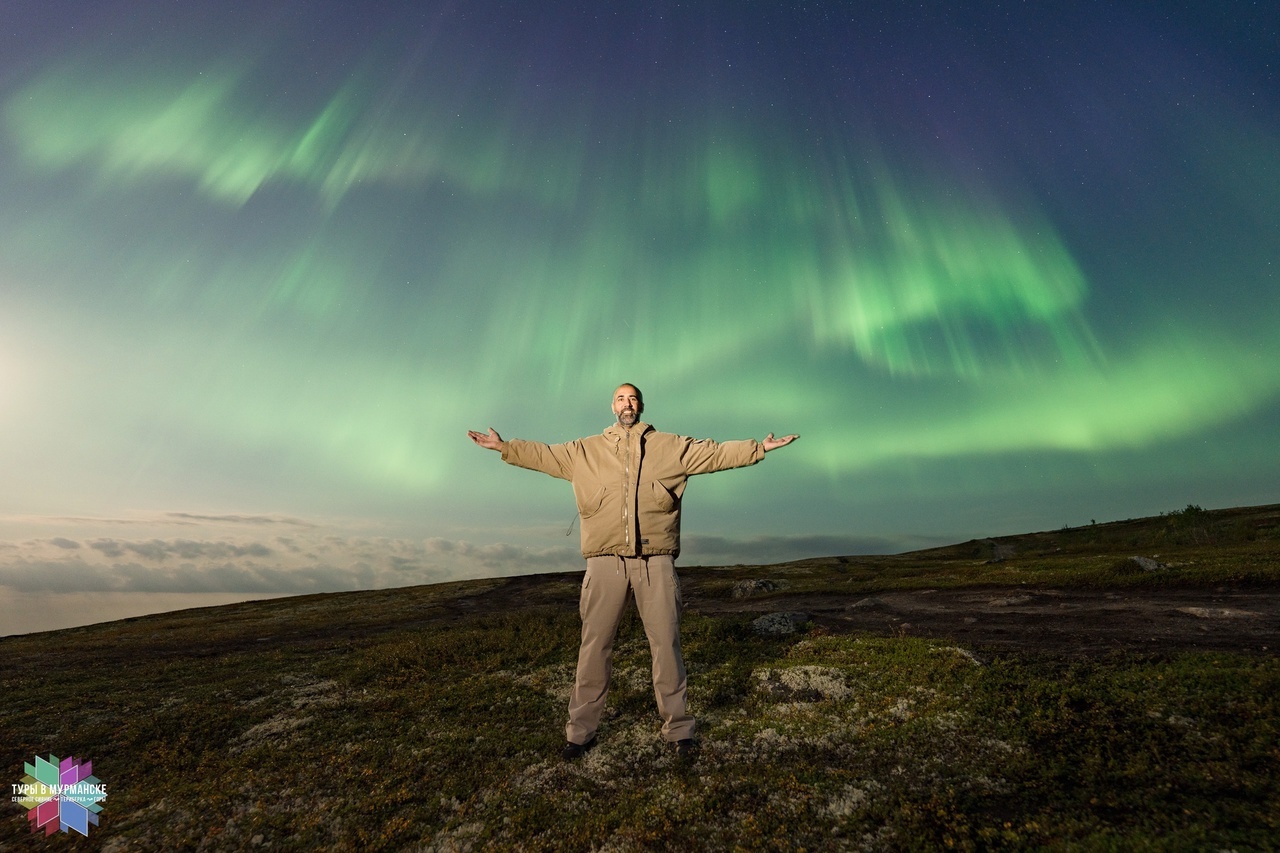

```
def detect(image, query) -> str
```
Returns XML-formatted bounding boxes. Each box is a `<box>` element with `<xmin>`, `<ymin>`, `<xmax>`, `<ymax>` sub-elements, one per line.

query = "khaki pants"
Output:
<box><xmin>566</xmin><ymin>554</ymin><xmax>694</xmax><ymax>744</ymax></box>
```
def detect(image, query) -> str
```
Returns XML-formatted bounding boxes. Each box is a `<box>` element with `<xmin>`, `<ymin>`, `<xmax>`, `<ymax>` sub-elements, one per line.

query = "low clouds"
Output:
<box><xmin>2</xmin><ymin>530</ymin><xmax>925</xmax><ymax>596</ymax></box>
<box><xmin>0</xmin><ymin>512</ymin><xmax>950</xmax><ymax>636</ymax></box>
<box><xmin>0</xmin><ymin>531</ymin><xmax>916</xmax><ymax>598</ymax></box>
<box><xmin>423</xmin><ymin>538</ymin><xmax>577</xmax><ymax>569</ymax></box>
<box><xmin>88</xmin><ymin>539</ymin><xmax>274</xmax><ymax>561</ymax></box>
<box><xmin>166</xmin><ymin>512</ymin><xmax>314</xmax><ymax>527</ymax></box>
<box><xmin>0</xmin><ymin>513</ymin><xmax>925</xmax><ymax>603</ymax></box>
<box><xmin>1</xmin><ymin>527</ymin><xmax>579</xmax><ymax>596</ymax></box>
<box><xmin>1</xmin><ymin>557</ymin><xmax>319</xmax><ymax>594</ymax></box>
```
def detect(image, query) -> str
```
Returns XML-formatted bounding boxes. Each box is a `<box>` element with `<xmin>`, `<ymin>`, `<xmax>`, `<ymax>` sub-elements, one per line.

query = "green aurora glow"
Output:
<box><xmin>1</xmin><ymin>1</ymin><xmax>1277</xmax><ymax>599</ymax></box>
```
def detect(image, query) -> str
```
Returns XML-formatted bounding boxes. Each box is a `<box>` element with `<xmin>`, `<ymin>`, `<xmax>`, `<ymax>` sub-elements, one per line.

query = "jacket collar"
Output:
<box><xmin>604</xmin><ymin>421</ymin><xmax>653</xmax><ymax>442</ymax></box>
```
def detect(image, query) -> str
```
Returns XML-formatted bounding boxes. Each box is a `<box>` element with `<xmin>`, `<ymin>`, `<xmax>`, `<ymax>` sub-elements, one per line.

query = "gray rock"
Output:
<box><xmin>1130</xmin><ymin>556</ymin><xmax>1167</xmax><ymax>572</ymax></box>
<box><xmin>988</xmin><ymin>594</ymin><xmax>1034</xmax><ymax>607</ymax></box>
<box><xmin>751</xmin><ymin>611</ymin><xmax>810</xmax><ymax>636</ymax></box>
<box><xmin>1176</xmin><ymin>606</ymin><xmax>1260</xmax><ymax>619</ymax></box>
<box><xmin>732</xmin><ymin>579</ymin><xmax>780</xmax><ymax>599</ymax></box>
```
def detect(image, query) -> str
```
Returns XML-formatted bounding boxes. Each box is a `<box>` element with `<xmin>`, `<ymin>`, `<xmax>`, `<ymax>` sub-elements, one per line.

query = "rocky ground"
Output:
<box><xmin>696</xmin><ymin>582</ymin><xmax>1280</xmax><ymax>658</ymax></box>
<box><xmin>428</xmin><ymin>570</ymin><xmax>1280</xmax><ymax>660</ymax></box>
<box><xmin>2</xmin><ymin>508</ymin><xmax>1276</xmax><ymax>850</ymax></box>
<box><xmin>462</xmin><ymin>505</ymin><xmax>1280</xmax><ymax>659</ymax></box>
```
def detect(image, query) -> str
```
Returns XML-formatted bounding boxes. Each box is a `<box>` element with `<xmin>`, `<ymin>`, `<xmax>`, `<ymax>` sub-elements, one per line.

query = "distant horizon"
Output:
<box><xmin>0</xmin><ymin>510</ymin><xmax>954</xmax><ymax>636</ymax></box>
<box><xmin>6</xmin><ymin>499</ymin><xmax>1274</xmax><ymax>637</ymax></box>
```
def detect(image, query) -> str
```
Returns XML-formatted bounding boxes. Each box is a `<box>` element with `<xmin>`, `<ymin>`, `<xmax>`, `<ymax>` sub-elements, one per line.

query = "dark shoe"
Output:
<box><xmin>562</xmin><ymin>736</ymin><xmax>597</xmax><ymax>761</ymax></box>
<box><xmin>671</xmin><ymin>738</ymin><xmax>697</xmax><ymax>758</ymax></box>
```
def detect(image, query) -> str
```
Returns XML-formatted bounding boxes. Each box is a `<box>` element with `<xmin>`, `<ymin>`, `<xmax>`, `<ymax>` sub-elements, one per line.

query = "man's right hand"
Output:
<box><xmin>467</xmin><ymin>427</ymin><xmax>504</xmax><ymax>451</ymax></box>
<box><xmin>762</xmin><ymin>432</ymin><xmax>799</xmax><ymax>452</ymax></box>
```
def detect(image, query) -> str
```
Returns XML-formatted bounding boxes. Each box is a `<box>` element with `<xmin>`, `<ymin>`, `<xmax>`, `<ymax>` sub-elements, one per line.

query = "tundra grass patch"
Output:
<box><xmin>2</xmin><ymin>603</ymin><xmax>1277</xmax><ymax>849</ymax></box>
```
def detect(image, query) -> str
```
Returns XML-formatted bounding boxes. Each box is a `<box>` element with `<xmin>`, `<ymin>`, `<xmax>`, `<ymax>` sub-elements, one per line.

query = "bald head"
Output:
<box><xmin>612</xmin><ymin>384</ymin><xmax>643</xmax><ymax>427</ymax></box>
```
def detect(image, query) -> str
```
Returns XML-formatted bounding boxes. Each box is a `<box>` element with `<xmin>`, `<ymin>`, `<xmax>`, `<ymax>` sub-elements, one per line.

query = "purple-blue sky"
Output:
<box><xmin>2</xmin><ymin>1</ymin><xmax>1277</xmax><ymax>634</ymax></box>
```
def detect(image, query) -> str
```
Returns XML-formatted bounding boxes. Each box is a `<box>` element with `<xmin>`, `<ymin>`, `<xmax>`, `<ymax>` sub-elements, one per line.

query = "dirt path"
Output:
<box><xmin>688</xmin><ymin>583</ymin><xmax>1280</xmax><ymax>658</ymax></box>
<box><xmin>457</xmin><ymin>573</ymin><xmax>1278</xmax><ymax>659</ymax></box>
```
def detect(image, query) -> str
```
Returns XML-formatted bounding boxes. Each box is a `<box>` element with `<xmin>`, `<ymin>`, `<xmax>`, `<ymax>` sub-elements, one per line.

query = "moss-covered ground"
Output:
<box><xmin>2</xmin><ymin>505</ymin><xmax>1278</xmax><ymax>850</ymax></box>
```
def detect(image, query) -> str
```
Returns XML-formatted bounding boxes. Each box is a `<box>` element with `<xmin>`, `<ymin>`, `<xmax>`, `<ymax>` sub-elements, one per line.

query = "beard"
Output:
<box><xmin>617</xmin><ymin>407</ymin><xmax>638</xmax><ymax>427</ymax></box>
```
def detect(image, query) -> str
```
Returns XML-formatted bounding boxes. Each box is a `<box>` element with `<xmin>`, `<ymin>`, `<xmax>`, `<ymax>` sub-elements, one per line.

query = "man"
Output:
<box><xmin>467</xmin><ymin>383</ymin><xmax>798</xmax><ymax>760</ymax></box>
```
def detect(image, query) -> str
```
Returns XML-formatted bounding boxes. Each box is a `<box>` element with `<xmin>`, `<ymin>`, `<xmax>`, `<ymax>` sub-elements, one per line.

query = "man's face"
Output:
<box><xmin>612</xmin><ymin>385</ymin><xmax>642</xmax><ymax>427</ymax></box>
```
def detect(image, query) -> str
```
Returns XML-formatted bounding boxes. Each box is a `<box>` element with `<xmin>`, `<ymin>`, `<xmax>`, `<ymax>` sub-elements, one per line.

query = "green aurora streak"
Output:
<box><xmin>2</xmin><ymin>46</ymin><xmax>1278</xmax><ymax>534</ymax></box>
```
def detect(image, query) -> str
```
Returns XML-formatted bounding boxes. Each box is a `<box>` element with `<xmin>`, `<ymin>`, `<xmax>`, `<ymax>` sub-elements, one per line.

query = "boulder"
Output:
<box><xmin>731</xmin><ymin>579</ymin><xmax>780</xmax><ymax>599</ymax></box>
<box><xmin>751</xmin><ymin>611</ymin><xmax>810</xmax><ymax>636</ymax></box>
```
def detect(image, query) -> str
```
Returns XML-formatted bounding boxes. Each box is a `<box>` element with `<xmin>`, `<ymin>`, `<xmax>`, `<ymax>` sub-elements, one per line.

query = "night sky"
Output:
<box><xmin>2</xmin><ymin>1</ymin><xmax>1277</xmax><ymax>634</ymax></box>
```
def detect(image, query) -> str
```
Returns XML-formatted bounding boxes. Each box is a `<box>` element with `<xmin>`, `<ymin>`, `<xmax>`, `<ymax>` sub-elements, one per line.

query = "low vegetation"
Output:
<box><xmin>1</xmin><ymin>505</ymin><xmax>1277</xmax><ymax>849</ymax></box>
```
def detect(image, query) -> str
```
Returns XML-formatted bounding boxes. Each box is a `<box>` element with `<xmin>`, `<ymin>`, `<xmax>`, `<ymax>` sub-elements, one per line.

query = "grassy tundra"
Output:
<box><xmin>2</xmin><ymin>505</ymin><xmax>1278</xmax><ymax>850</ymax></box>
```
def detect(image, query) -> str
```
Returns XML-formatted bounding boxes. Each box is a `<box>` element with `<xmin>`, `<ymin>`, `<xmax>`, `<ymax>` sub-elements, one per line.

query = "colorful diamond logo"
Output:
<box><xmin>12</xmin><ymin>755</ymin><xmax>107</xmax><ymax>837</ymax></box>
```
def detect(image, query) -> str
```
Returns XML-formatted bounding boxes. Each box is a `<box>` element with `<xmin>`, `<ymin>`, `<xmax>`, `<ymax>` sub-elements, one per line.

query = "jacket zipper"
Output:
<box><xmin>623</xmin><ymin>431</ymin><xmax>631</xmax><ymax>551</ymax></box>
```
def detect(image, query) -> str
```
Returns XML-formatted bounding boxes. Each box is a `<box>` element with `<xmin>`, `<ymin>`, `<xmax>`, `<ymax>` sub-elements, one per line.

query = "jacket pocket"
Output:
<box><xmin>650</xmin><ymin>481</ymin><xmax>676</xmax><ymax>511</ymax></box>
<box><xmin>575</xmin><ymin>485</ymin><xmax>606</xmax><ymax>518</ymax></box>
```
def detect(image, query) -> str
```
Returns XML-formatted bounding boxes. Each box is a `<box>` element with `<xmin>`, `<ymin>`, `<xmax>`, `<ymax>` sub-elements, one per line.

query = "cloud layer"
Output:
<box><xmin>2</xmin><ymin>511</ymin><xmax>909</xmax><ymax>601</ymax></box>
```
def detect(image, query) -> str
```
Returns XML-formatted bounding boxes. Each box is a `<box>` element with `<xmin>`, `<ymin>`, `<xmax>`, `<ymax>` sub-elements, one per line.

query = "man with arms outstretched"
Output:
<box><xmin>468</xmin><ymin>383</ymin><xmax>798</xmax><ymax>759</ymax></box>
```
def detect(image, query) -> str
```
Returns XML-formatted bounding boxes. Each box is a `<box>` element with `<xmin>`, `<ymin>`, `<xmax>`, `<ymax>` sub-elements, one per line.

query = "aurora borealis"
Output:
<box><xmin>2</xmin><ymin>1</ymin><xmax>1277</xmax><ymax>633</ymax></box>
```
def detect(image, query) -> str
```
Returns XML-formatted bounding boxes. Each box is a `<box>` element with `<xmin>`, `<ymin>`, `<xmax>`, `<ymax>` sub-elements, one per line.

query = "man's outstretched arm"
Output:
<box><xmin>679</xmin><ymin>431</ymin><xmax>800</xmax><ymax>475</ymax></box>
<box><xmin>468</xmin><ymin>428</ymin><xmax>576</xmax><ymax>480</ymax></box>
<box><xmin>467</xmin><ymin>427</ymin><xmax>504</xmax><ymax>451</ymax></box>
<box><xmin>762</xmin><ymin>432</ymin><xmax>799</xmax><ymax>452</ymax></box>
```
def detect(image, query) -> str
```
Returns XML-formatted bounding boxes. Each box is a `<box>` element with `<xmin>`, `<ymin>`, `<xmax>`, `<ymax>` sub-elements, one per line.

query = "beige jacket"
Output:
<box><xmin>501</xmin><ymin>421</ymin><xmax>765</xmax><ymax>558</ymax></box>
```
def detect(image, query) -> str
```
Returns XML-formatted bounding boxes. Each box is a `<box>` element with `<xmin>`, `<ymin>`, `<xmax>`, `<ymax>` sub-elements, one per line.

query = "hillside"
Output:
<box><xmin>1</xmin><ymin>504</ymin><xmax>1277</xmax><ymax>849</ymax></box>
